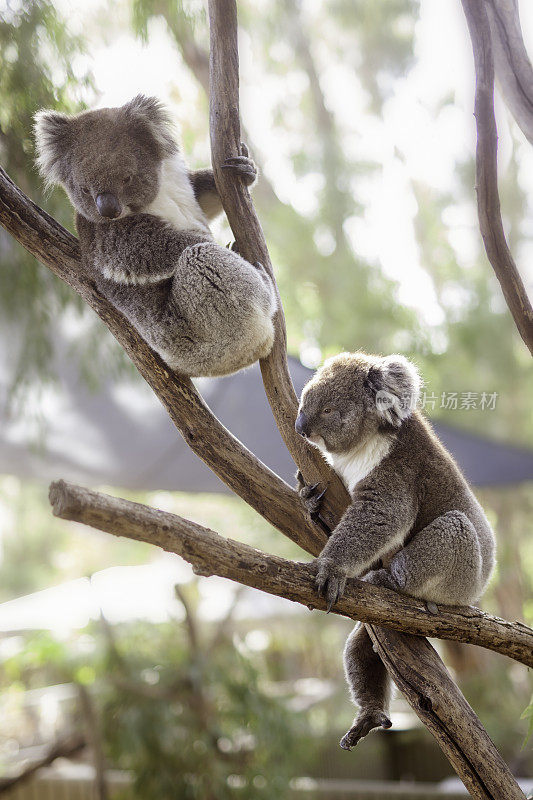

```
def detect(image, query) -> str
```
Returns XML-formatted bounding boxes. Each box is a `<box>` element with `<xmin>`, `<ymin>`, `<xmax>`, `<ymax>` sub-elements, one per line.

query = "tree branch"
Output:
<box><xmin>486</xmin><ymin>0</ymin><xmax>533</xmax><ymax>146</ymax></box>
<box><xmin>0</xmin><ymin>733</ymin><xmax>85</xmax><ymax>794</ymax></box>
<box><xmin>207</xmin><ymin>0</ymin><xmax>351</xmax><ymax>530</ymax></box>
<box><xmin>0</xmin><ymin>167</ymin><xmax>324</xmax><ymax>553</ymax></box>
<box><xmin>48</xmin><ymin>480</ymin><xmax>533</xmax><ymax>670</ymax></box>
<box><xmin>367</xmin><ymin>627</ymin><xmax>526</xmax><ymax>800</ymax></box>
<box><xmin>462</xmin><ymin>0</ymin><xmax>533</xmax><ymax>356</ymax></box>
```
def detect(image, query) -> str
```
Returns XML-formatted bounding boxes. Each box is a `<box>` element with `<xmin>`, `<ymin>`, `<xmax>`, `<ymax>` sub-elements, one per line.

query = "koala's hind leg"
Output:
<box><xmin>340</xmin><ymin>623</ymin><xmax>392</xmax><ymax>750</ymax></box>
<box><xmin>378</xmin><ymin>510</ymin><xmax>483</xmax><ymax>607</ymax></box>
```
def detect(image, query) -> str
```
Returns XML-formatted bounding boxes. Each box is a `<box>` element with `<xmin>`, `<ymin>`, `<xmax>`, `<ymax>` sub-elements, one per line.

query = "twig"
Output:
<box><xmin>77</xmin><ymin>684</ymin><xmax>109</xmax><ymax>800</ymax></box>
<box><xmin>462</xmin><ymin>0</ymin><xmax>533</xmax><ymax>355</ymax></box>
<box><xmin>48</xmin><ymin>480</ymin><xmax>533</xmax><ymax>669</ymax></box>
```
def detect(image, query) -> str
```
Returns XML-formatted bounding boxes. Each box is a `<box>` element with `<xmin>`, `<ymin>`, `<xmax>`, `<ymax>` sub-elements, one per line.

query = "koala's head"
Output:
<box><xmin>295</xmin><ymin>351</ymin><xmax>421</xmax><ymax>454</ymax></box>
<box><xmin>34</xmin><ymin>95</ymin><xmax>178</xmax><ymax>223</ymax></box>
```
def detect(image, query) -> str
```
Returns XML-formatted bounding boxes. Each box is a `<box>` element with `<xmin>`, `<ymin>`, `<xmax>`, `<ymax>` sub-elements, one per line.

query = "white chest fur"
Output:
<box><xmin>144</xmin><ymin>154</ymin><xmax>210</xmax><ymax>233</ymax></box>
<box><xmin>323</xmin><ymin>435</ymin><xmax>392</xmax><ymax>493</ymax></box>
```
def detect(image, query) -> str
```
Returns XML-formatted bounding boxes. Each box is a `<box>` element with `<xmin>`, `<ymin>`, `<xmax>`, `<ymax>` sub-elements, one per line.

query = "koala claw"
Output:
<box><xmin>315</xmin><ymin>558</ymin><xmax>347</xmax><ymax>612</ymax></box>
<box><xmin>221</xmin><ymin>152</ymin><xmax>257</xmax><ymax>186</ymax></box>
<box><xmin>340</xmin><ymin>711</ymin><xmax>392</xmax><ymax>750</ymax></box>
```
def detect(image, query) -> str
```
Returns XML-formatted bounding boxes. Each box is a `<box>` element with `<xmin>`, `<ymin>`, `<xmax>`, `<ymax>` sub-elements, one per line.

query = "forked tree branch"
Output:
<box><xmin>49</xmin><ymin>480</ymin><xmax>533</xmax><ymax>669</ymax></box>
<box><xmin>462</xmin><ymin>0</ymin><xmax>533</xmax><ymax>356</ymax></box>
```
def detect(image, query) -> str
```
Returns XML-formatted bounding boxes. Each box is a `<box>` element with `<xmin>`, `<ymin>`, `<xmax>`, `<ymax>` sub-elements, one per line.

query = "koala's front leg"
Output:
<box><xmin>314</xmin><ymin>490</ymin><xmax>416</xmax><ymax>612</ymax></box>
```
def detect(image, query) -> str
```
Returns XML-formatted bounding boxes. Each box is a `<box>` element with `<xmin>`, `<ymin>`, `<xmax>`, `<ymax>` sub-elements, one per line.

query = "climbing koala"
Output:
<box><xmin>34</xmin><ymin>95</ymin><xmax>277</xmax><ymax>377</ymax></box>
<box><xmin>295</xmin><ymin>351</ymin><xmax>495</xmax><ymax>750</ymax></box>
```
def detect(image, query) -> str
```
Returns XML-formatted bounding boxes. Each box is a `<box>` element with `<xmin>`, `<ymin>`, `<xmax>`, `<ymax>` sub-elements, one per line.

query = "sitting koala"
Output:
<box><xmin>34</xmin><ymin>95</ymin><xmax>277</xmax><ymax>377</ymax></box>
<box><xmin>295</xmin><ymin>351</ymin><xmax>495</xmax><ymax>749</ymax></box>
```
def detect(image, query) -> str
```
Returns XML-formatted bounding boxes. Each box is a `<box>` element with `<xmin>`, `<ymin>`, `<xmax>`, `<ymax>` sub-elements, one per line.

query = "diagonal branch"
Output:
<box><xmin>48</xmin><ymin>480</ymin><xmax>533</xmax><ymax>670</ymax></box>
<box><xmin>367</xmin><ymin>627</ymin><xmax>526</xmax><ymax>800</ymax></box>
<box><xmin>0</xmin><ymin>167</ymin><xmax>321</xmax><ymax>553</ymax></box>
<box><xmin>462</xmin><ymin>0</ymin><xmax>533</xmax><ymax>356</ymax></box>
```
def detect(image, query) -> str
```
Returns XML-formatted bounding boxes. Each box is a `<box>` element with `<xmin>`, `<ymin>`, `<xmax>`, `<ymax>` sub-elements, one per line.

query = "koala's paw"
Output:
<box><xmin>315</xmin><ymin>556</ymin><xmax>348</xmax><ymax>612</ymax></box>
<box><xmin>363</xmin><ymin>568</ymin><xmax>399</xmax><ymax>591</ymax></box>
<box><xmin>221</xmin><ymin>143</ymin><xmax>257</xmax><ymax>186</ymax></box>
<box><xmin>339</xmin><ymin>710</ymin><xmax>392</xmax><ymax>750</ymax></box>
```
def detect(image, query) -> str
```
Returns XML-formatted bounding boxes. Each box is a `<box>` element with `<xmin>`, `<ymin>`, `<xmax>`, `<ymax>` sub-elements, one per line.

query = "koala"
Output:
<box><xmin>34</xmin><ymin>95</ymin><xmax>277</xmax><ymax>377</ymax></box>
<box><xmin>295</xmin><ymin>351</ymin><xmax>495</xmax><ymax>750</ymax></box>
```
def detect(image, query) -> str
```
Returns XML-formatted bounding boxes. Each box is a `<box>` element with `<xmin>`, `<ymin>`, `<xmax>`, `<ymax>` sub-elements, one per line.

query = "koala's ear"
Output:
<box><xmin>366</xmin><ymin>355</ymin><xmax>421</xmax><ymax>428</ymax></box>
<box><xmin>123</xmin><ymin>94</ymin><xmax>178</xmax><ymax>157</ymax></box>
<box><xmin>34</xmin><ymin>110</ymin><xmax>73</xmax><ymax>186</ymax></box>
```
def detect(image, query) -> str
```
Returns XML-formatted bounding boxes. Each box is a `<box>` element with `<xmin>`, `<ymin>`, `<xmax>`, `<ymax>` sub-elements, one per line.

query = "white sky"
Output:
<box><xmin>51</xmin><ymin>0</ymin><xmax>533</xmax><ymax>326</ymax></box>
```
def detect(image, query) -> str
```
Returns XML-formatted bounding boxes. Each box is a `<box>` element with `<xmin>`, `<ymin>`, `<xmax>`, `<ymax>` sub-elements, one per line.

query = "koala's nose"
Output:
<box><xmin>295</xmin><ymin>411</ymin><xmax>309</xmax><ymax>437</ymax></box>
<box><xmin>96</xmin><ymin>192</ymin><xmax>122</xmax><ymax>219</ymax></box>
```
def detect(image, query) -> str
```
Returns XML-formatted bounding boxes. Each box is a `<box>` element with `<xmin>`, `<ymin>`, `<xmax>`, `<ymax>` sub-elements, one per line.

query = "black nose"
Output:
<box><xmin>96</xmin><ymin>192</ymin><xmax>122</xmax><ymax>219</ymax></box>
<box><xmin>295</xmin><ymin>411</ymin><xmax>309</xmax><ymax>437</ymax></box>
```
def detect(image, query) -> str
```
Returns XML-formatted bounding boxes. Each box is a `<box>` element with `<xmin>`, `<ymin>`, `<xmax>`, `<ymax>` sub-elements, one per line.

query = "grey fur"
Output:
<box><xmin>34</xmin><ymin>95</ymin><xmax>276</xmax><ymax>377</ymax></box>
<box><xmin>295</xmin><ymin>351</ymin><xmax>496</xmax><ymax>748</ymax></box>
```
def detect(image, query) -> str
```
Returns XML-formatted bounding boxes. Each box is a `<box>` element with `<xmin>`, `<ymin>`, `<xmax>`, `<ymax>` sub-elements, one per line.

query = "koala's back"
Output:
<box><xmin>387</xmin><ymin>414</ymin><xmax>495</xmax><ymax>586</ymax></box>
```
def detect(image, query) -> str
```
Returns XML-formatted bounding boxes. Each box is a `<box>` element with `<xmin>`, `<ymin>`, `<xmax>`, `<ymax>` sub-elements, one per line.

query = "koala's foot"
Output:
<box><xmin>363</xmin><ymin>568</ymin><xmax>399</xmax><ymax>591</ymax></box>
<box><xmin>340</xmin><ymin>710</ymin><xmax>392</xmax><ymax>750</ymax></box>
<box><xmin>221</xmin><ymin>143</ymin><xmax>257</xmax><ymax>186</ymax></box>
<box><xmin>315</xmin><ymin>556</ymin><xmax>348</xmax><ymax>612</ymax></box>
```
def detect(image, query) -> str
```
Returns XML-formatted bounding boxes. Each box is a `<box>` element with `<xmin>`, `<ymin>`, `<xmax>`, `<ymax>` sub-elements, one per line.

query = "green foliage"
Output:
<box><xmin>2</xmin><ymin>590</ymin><xmax>310</xmax><ymax>800</ymax></box>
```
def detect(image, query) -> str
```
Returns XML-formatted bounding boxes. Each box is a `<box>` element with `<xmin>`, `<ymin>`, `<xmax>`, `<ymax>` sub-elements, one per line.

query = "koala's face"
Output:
<box><xmin>34</xmin><ymin>95</ymin><xmax>178</xmax><ymax>223</ymax></box>
<box><xmin>295</xmin><ymin>352</ymin><xmax>421</xmax><ymax>454</ymax></box>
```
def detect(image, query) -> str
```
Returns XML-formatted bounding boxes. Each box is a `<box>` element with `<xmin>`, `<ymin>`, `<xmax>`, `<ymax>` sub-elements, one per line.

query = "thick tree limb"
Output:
<box><xmin>48</xmin><ymin>480</ymin><xmax>533</xmax><ymax>670</ymax></box>
<box><xmin>462</xmin><ymin>0</ymin><xmax>533</xmax><ymax>356</ymax></box>
<box><xmin>0</xmin><ymin>168</ymin><xmax>324</xmax><ymax>553</ymax></box>
<box><xmin>207</xmin><ymin>0</ymin><xmax>351</xmax><ymax>530</ymax></box>
<box><xmin>368</xmin><ymin>627</ymin><xmax>526</xmax><ymax>800</ymax></box>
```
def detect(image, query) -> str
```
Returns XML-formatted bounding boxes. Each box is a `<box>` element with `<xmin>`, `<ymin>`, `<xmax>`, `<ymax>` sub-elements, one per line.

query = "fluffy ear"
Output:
<box><xmin>366</xmin><ymin>354</ymin><xmax>421</xmax><ymax>427</ymax></box>
<box><xmin>122</xmin><ymin>94</ymin><xmax>178</xmax><ymax>157</ymax></box>
<box><xmin>34</xmin><ymin>110</ymin><xmax>73</xmax><ymax>186</ymax></box>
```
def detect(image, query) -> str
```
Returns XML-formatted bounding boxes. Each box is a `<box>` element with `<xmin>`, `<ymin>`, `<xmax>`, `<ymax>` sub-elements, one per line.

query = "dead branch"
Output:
<box><xmin>0</xmin><ymin>733</ymin><xmax>85</xmax><ymax>794</ymax></box>
<box><xmin>48</xmin><ymin>480</ymin><xmax>533</xmax><ymax>670</ymax></box>
<box><xmin>462</xmin><ymin>0</ymin><xmax>533</xmax><ymax>356</ymax></box>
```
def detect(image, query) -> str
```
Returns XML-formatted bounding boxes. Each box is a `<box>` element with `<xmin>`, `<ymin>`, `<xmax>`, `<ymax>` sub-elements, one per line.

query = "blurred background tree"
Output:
<box><xmin>0</xmin><ymin>0</ymin><xmax>532</xmax><ymax>796</ymax></box>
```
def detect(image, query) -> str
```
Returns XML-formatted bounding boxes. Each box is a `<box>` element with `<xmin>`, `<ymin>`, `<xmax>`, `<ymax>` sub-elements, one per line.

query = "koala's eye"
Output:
<box><xmin>322</xmin><ymin>407</ymin><xmax>333</xmax><ymax>415</ymax></box>
<box><xmin>81</xmin><ymin>186</ymin><xmax>91</xmax><ymax>196</ymax></box>
<box><xmin>123</xmin><ymin>175</ymin><xmax>133</xmax><ymax>186</ymax></box>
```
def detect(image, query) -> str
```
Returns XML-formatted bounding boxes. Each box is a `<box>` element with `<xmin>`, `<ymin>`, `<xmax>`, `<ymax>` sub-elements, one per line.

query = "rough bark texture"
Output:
<box><xmin>462</xmin><ymin>0</ymin><xmax>533</xmax><ymax>355</ymax></box>
<box><xmin>49</xmin><ymin>480</ymin><xmax>533</xmax><ymax>670</ymax></box>
<box><xmin>367</xmin><ymin>627</ymin><xmax>526</xmax><ymax>800</ymax></box>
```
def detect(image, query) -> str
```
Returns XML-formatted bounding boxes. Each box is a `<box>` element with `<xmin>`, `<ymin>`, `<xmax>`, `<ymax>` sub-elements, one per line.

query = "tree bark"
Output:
<box><xmin>49</xmin><ymin>479</ymin><xmax>533</xmax><ymax>670</ymax></box>
<box><xmin>462</xmin><ymin>0</ymin><xmax>533</xmax><ymax>356</ymax></box>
